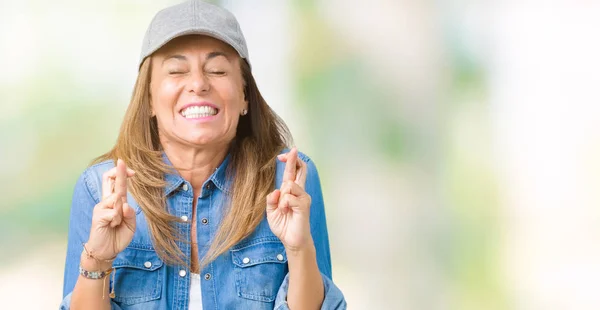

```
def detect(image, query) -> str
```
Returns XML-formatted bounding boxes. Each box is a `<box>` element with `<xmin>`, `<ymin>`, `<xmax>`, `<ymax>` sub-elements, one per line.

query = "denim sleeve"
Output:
<box><xmin>274</xmin><ymin>156</ymin><xmax>347</xmax><ymax>310</ymax></box>
<box><xmin>59</xmin><ymin>169</ymin><xmax>123</xmax><ymax>310</ymax></box>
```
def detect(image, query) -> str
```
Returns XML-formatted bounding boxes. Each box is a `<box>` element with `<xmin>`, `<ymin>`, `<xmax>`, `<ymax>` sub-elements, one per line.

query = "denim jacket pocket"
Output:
<box><xmin>111</xmin><ymin>245</ymin><xmax>164</xmax><ymax>306</ymax></box>
<box><xmin>230</xmin><ymin>237</ymin><xmax>289</xmax><ymax>302</ymax></box>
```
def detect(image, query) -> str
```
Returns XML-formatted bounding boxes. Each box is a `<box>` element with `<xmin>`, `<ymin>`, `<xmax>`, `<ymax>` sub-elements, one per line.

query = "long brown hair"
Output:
<box><xmin>94</xmin><ymin>56</ymin><xmax>292</xmax><ymax>267</ymax></box>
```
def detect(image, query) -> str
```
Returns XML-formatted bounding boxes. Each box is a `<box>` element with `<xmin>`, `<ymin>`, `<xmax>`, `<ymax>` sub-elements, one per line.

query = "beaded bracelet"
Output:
<box><xmin>80</xmin><ymin>243</ymin><xmax>117</xmax><ymax>299</ymax></box>
<box><xmin>79</xmin><ymin>265</ymin><xmax>112</xmax><ymax>279</ymax></box>
<box><xmin>79</xmin><ymin>265</ymin><xmax>116</xmax><ymax>299</ymax></box>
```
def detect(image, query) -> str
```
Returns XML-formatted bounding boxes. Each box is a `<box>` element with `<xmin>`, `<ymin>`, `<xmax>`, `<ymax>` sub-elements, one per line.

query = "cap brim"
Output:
<box><xmin>139</xmin><ymin>28</ymin><xmax>248</xmax><ymax>69</ymax></box>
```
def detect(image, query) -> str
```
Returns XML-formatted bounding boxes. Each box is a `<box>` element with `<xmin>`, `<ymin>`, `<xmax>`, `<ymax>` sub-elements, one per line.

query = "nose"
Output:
<box><xmin>188</xmin><ymin>69</ymin><xmax>210</xmax><ymax>94</ymax></box>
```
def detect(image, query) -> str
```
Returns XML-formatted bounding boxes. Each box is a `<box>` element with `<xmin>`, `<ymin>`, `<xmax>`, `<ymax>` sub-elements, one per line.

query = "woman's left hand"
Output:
<box><xmin>266</xmin><ymin>147</ymin><xmax>314</xmax><ymax>253</ymax></box>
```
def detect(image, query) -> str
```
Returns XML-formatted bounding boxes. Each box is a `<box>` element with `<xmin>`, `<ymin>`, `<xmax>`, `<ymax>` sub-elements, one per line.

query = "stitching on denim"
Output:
<box><xmin>210</xmin><ymin>261</ymin><xmax>218</xmax><ymax>310</ymax></box>
<box><xmin>87</xmin><ymin>159</ymin><xmax>114</xmax><ymax>170</ymax></box>
<box><xmin>297</xmin><ymin>151</ymin><xmax>312</xmax><ymax>164</ymax></box>
<box><xmin>83</xmin><ymin>168</ymin><xmax>100</xmax><ymax>204</ymax></box>
<box><xmin>112</xmin><ymin>262</ymin><xmax>163</xmax><ymax>304</ymax></box>
<box><xmin>230</xmin><ymin>237</ymin><xmax>282</xmax><ymax>251</ymax></box>
<box><xmin>211</xmin><ymin>168</ymin><xmax>231</xmax><ymax>194</ymax></box>
<box><xmin>126</xmin><ymin>242</ymin><xmax>155</xmax><ymax>250</ymax></box>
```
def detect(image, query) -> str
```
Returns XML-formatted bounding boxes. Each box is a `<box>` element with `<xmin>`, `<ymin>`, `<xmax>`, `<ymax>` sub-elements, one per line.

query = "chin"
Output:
<box><xmin>175</xmin><ymin>130</ymin><xmax>231</xmax><ymax>147</ymax></box>
<box><xmin>186</xmin><ymin>137</ymin><xmax>214</xmax><ymax>146</ymax></box>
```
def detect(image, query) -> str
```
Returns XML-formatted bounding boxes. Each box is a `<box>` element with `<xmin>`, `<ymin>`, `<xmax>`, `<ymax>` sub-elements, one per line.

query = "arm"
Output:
<box><xmin>61</xmin><ymin>161</ymin><xmax>135</xmax><ymax>310</ymax></box>
<box><xmin>267</xmin><ymin>149</ymin><xmax>346</xmax><ymax>310</ymax></box>
<box><xmin>61</xmin><ymin>170</ymin><xmax>113</xmax><ymax>310</ymax></box>
<box><xmin>286</xmin><ymin>240</ymin><xmax>324</xmax><ymax>310</ymax></box>
<box><xmin>285</xmin><ymin>155</ymin><xmax>326</xmax><ymax>309</ymax></box>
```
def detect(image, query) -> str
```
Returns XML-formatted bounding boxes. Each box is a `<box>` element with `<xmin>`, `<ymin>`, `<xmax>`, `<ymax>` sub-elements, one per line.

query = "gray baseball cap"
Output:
<box><xmin>139</xmin><ymin>0</ymin><xmax>250</xmax><ymax>69</ymax></box>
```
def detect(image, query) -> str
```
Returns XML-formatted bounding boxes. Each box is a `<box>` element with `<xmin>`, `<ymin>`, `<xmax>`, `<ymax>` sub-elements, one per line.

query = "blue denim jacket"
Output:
<box><xmin>60</xmin><ymin>150</ymin><xmax>346</xmax><ymax>309</ymax></box>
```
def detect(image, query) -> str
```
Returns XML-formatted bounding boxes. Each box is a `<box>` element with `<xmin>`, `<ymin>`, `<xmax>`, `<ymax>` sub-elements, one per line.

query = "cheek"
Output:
<box><xmin>153</xmin><ymin>80</ymin><xmax>182</xmax><ymax>110</ymax></box>
<box><xmin>216</xmin><ymin>80</ymin><xmax>245</xmax><ymax>110</ymax></box>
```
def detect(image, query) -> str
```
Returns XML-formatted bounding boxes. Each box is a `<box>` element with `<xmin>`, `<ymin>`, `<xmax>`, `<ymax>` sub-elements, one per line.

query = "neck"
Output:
<box><xmin>162</xmin><ymin>141</ymin><xmax>229</xmax><ymax>195</ymax></box>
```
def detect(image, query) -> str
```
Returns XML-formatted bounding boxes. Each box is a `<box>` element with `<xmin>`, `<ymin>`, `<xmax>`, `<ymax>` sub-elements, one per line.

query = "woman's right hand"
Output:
<box><xmin>84</xmin><ymin>159</ymin><xmax>137</xmax><ymax>268</ymax></box>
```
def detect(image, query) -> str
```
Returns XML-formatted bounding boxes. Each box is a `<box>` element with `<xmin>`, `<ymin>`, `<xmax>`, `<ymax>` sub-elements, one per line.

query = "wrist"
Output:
<box><xmin>285</xmin><ymin>242</ymin><xmax>321</xmax><ymax>280</ymax></box>
<box><xmin>285</xmin><ymin>241</ymin><xmax>316</xmax><ymax>259</ymax></box>
<box><xmin>283</xmin><ymin>230</ymin><xmax>315</xmax><ymax>255</ymax></box>
<box><xmin>80</xmin><ymin>251</ymin><xmax>114</xmax><ymax>271</ymax></box>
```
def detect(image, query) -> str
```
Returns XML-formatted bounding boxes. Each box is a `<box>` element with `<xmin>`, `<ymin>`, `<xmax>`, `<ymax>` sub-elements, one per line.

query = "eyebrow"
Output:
<box><xmin>206</xmin><ymin>51</ymin><xmax>229</xmax><ymax>61</ymax></box>
<box><xmin>162</xmin><ymin>51</ymin><xmax>230</xmax><ymax>65</ymax></box>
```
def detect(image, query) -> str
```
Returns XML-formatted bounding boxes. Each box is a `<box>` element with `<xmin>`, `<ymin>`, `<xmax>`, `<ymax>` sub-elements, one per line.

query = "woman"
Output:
<box><xmin>59</xmin><ymin>1</ymin><xmax>345</xmax><ymax>309</ymax></box>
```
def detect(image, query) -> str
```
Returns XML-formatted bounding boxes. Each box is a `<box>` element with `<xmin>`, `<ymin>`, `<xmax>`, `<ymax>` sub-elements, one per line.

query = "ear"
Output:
<box><xmin>149</xmin><ymin>102</ymin><xmax>156</xmax><ymax>117</ymax></box>
<box><xmin>242</xmin><ymin>89</ymin><xmax>248</xmax><ymax>113</ymax></box>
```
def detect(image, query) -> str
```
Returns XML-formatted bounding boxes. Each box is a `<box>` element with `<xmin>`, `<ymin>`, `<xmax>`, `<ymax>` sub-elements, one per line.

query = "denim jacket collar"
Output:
<box><xmin>162</xmin><ymin>152</ymin><xmax>232</xmax><ymax>196</ymax></box>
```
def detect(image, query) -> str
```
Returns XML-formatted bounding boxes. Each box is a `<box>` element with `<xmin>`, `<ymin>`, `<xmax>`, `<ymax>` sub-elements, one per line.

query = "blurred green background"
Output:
<box><xmin>2</xmin><ymin>0</ymin><xmax>600</xmax><ymax>309</ymax></box>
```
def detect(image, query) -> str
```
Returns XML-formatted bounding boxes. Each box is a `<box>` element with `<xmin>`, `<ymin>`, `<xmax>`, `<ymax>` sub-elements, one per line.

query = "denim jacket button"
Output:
<box><xmin>242</xmin><ymin>257</ymin><xmax>250</xmax><ymax>264</ymax></box>
<box><xmin>179</xmin><ymin>270</ymin><xmax>187</xmax><ymax>277</ymax></box>
<box><xmin>204</xmin><ymin>273</ymin><xmax>211</xmax><ymax>280</ymax></box>
<box><xmin>144</xmin><ymin>261</ymin><xmax>152</xmax><ymax>268</ymax></box>
<box><xmin>182</xmin><ymin>184</ymin><xmax>189</xmax><ymax>191</ymax></box>
<box><xmin>276</xmin><ymin>254</ymin><xmax>284</xmax><ymax>261</ymax></box>
<box><xmin>201</xmin><ymin>218</ymin><xmax>208</xmax><ymax>225</ymax></box>
<box><xmin>181</xmin><ymin>215</ymin><xmax>189</xmax><ymax>222</ymax></box>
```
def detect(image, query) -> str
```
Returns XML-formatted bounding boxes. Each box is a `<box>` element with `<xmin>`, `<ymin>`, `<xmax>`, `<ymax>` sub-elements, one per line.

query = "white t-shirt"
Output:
<box><xmin>189</xmin><ymin>273</ymin><xmax>203</xmax><ymax>309</ymax></box>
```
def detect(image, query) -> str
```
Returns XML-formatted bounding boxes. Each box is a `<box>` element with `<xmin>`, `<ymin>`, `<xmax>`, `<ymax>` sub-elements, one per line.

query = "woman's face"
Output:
<box><xmin>149</xmin><ymin>35</ymin><xmax>247</xmax><ymax>149</ymax></box>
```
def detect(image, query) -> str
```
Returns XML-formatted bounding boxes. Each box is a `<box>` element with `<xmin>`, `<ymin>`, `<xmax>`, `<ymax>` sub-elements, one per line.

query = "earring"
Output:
<box><xmin>241</xmin><ymin>109</ymin><xmax>248</xmax><ymax>116</ymax></box>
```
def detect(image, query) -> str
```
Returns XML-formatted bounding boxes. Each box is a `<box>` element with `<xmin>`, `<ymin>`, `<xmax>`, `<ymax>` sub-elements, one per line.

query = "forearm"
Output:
<box><xmin>286</xmin><ymin>242</ymin><xmax>325</xmax><ymax>310</ymax></box>
<box><xmin>70</xmin><ymin>253</ymin><xmax>113</xmax><ymax>310</ymax></box>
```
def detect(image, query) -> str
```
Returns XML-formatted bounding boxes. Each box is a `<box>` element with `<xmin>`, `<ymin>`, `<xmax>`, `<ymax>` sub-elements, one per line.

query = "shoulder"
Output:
<box><xmin>75</xmin><ymin>160</ymin><xmax>115</xmax><ymax>203</ymax></box>
<box><xmin>87</xmin><ymin>159</ymin><xmax>116</xmax><ymax>174</ymax></box>
<box><xmin>276</xmin><ymin>147</ymin><xmax>319</xmax><ymax>169</ymax></box>
<box><xmin>276</xmin><ymin>148</ymin><xmax>317</xmax><ymax>169</ymax></box>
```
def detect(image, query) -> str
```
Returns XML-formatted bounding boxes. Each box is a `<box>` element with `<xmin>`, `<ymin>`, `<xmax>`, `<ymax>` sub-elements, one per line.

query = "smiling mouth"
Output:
<box><xmin>180</xmin><ymin>105</ymin><xmax>219</xmax><ymax>118</ymax></box>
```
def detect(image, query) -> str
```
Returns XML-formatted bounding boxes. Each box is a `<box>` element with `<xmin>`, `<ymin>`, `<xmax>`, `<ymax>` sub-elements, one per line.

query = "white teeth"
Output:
<box><xmin>181</xmin><ymin>105</ymin><xmax>218</xmax><ymax>118</ymax></box>
<box><xmin>184</xmin><ymin>113</ymin><xmax>213</xmax><ymax>118</ymax></box>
